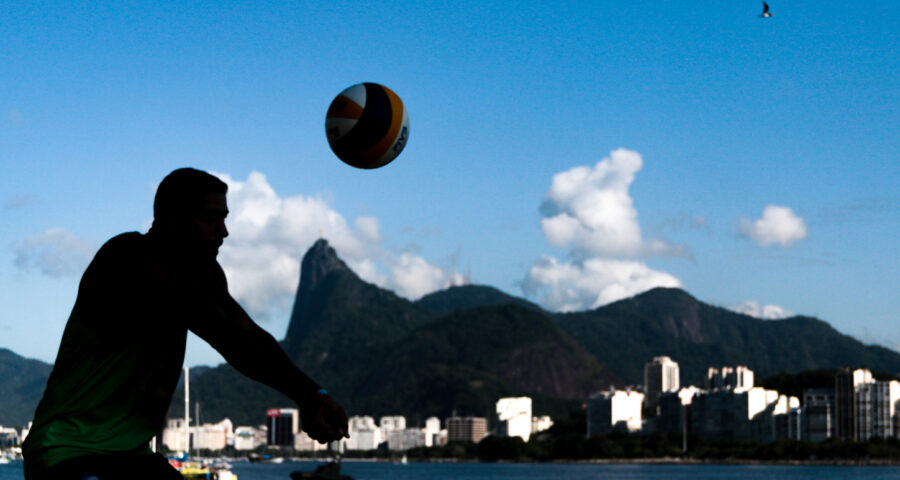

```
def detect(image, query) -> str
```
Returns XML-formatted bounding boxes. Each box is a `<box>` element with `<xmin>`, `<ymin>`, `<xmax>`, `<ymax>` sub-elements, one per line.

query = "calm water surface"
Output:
<box><xmin>3</xmin><ymin>460</ymin><xmax>900</xmax><ymax>480</ymax></box>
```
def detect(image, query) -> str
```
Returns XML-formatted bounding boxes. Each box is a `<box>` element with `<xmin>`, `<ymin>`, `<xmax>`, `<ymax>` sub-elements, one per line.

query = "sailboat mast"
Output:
<box><xmin>195</xmin><ymin>401</ymin><xmax>200</xmax><ymax>457</ymax></box>
<box><xmin>184</xmin><ymin>366</ymin><xmax>190</xmax><ymax>455</ymax></box>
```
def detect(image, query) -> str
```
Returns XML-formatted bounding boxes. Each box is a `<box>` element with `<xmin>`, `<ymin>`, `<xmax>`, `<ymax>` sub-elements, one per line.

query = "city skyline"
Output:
<box><xmin>3</xmin><ymin>360</ymin><xmax>897</xmax><ymax>451</ymax></box>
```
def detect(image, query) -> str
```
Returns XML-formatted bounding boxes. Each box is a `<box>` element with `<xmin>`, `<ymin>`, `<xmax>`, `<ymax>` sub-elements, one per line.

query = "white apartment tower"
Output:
<box><xmin>587</xmin><ymin>390</ymin><xmax>645</xmax><ymax>436</ymax></box>
<box><xmin>856</xmin><ymin>380</ymin><xmax>900</xmax><ymax>441</ymax></box>
<box><xmin>644</xmin><ymin>356</ymin><xmax>680</xmax><ymax>407</ymax></box>
<box><xmin>835</xmin><ymin>368</ymin><xmax>874</xmax><ymax>440</ymax></box>
<box><xmin>706</xmin><ymin>366</ymin><xmax>754</xmax><ymax>392</ymax></box>
<box><xmin>424</xmin><ymin>417</ymin><xmax>442</xmax><ymax>447</ymax></box>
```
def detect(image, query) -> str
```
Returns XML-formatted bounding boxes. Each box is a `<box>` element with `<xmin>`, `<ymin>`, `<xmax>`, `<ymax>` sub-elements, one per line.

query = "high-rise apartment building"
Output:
<box><xmin>689</xmin><ymin>387</ymin><xmax>785</xmax><ymax>441</ymax></box>
<box><xmin>654</xmin><ymin>386</ymin><xmax>701</xmax><ymax>434</ymax></box>
<box><xmin>856</xmin><ymin>380</ymin><xmax>900</xmax><ymax>441</ymax></box>
<box><xmin>802</xmin><ymin>388</ymin><xmax>834</xmax><ymax>442</ymax></box>
<box><xmin>587</xmin><ymin>390</ymin><xmax>645</xmax><ymax>436</ymax></box>
<box><xmin>266</xmin><ymin>408</ymin><xmax>299</xmax><ymax>447</ymax></box>
<box><xmin>424</xmin><ymin>417</ymin><xmax>442</xmax><ymax>447</ymax></box>
<box><xmin>644</xmin><ymin>356</ymin><xmax>680</xmax><ymax>407</ymax></box>
<box><xmin>834</xmin><ymin>368</ymin><xmax>873</xmax><ymax>440</ymax></box>
<box><xmin>705</xmin><ymin>366</ymin><xmax>754</xmax><ymax>392</ymax></box>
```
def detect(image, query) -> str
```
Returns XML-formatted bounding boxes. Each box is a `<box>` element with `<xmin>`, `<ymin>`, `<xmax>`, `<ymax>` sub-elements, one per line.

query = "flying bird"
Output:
<box><xmin>760</xmin><ymin>2</ymin><xmax>773</xmax><ymax>17</ymax></box>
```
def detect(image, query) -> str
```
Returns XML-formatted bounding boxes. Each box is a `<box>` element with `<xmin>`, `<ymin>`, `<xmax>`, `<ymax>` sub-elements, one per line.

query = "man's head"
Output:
<box><xmin>152</xmin><ymin>168</ymin><xmax>229</xmax><ymax>256</ymax></box>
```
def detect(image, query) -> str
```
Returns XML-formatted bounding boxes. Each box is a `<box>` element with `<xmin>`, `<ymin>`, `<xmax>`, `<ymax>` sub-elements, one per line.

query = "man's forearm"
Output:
<box><xmin>218</xmin><ymin>321</ymin><xmax>322</xmax><ymax>403</ymax></box>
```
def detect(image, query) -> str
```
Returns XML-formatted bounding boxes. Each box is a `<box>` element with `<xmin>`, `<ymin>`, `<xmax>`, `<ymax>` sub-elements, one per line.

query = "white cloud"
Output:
<box><xmin>13</xmin><ymin>172</ymin><xmax>462</xmax><ymax>320</ymax></box>
<box><xmin>14</xmin><ymin>228</ymin><xmax>97</xmax><ymax>277</ymax></box>
<box><xmin>740</xmin><ymin>205</ymin><xmax>808</xmax><ymax>247</ymax></box>
<box><xmin>540</xmin><ymin>148</ymin><xmax>684</xmax><ymax>258</ymax></box>
<box><xmin>383</xmin><ymin>252</ymin><xmax>466</xmax><ymax>301</ymax></box>
<box><xmin>522</xmin><ymin>256</ymin><xmax>682</xmax><ymax>312</ymax></box>
<box><xmin>214</xmin><ymin>171</ymin><xmax>463</xmax><ymax>320</ymax></box>
<box><xmin>730</xmin><ymin>301</ymin><xmax>793</xmax><ymax>320</ymax></box>
<box><xmin>524</xmin><ymin>149</ymin><xmax>686</xmax><ymax>312</ymax></box>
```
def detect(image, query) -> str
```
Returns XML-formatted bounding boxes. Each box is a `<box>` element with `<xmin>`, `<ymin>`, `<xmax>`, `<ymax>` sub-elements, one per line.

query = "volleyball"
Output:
<box><xmin>325</xmin><ymin>82</ymin><xmax>410</xmax><ymax>169</ymax></box>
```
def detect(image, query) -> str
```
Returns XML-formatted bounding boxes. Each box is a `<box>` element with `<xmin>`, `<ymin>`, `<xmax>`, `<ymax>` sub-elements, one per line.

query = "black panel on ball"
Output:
<box><xmin>330</xmin><ymin>83</ymin><xmax>393</xmax><ymax>168</ymax></box>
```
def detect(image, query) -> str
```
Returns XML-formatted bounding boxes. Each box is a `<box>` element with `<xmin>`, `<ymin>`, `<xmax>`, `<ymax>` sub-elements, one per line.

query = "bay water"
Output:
<box><xmin>3</xmin><ymin>460</ymin><xmax>900</xmax><ymax>480</ymax></box>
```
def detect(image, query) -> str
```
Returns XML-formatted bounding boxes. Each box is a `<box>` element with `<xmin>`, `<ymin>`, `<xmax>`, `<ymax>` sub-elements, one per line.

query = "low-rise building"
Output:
<box><xmin>161</xmin><ymin>418</ymin><xmax>234</xmax><ymax>452</ymax></box>
<box><xmin>446</xmin><ymin>416</ymin><xmax>488</xmax><ymax>443</ymax></box>
<box><xmin>233</xmin><ymin>425</ymin><xmax>267</xmax><ymax>450</ymax></box>
<box><xmin>294</xmin><ymin>430</ymin><xmax>330</xmax><ymax>452</ymax></box>
<box><xmin>496</xmin><ymin>397</ymin><xmax>533</xmax><ymax>442</ymax></box>
<box><xmin>345</xmin><ymin>416</ymin><xmax>381</xmax><ymax>451</ymax></box>
<box><xmin>193</xmin><ymin>418</ymin><xmax>233</xmax><ymax>451</ymax></box>
<box><xmin>0</xmin><ymin>427</ymin><xmax>20</xmax><ymax>447</ymax></box>
<box><xmin>532</xmin><ymin>416</ymin><xmax>553</xmax><ymax>435</ymax></box>
<box><xmin>387</xmin><ymin>428</ymin><xmax>428</xmax><ymax>451</ymax></box>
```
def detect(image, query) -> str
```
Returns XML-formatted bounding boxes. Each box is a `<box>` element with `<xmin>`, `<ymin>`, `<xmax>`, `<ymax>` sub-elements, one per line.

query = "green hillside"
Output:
<box><xmin>0</xmin><ymin>348</ymin><xmax>52</xmax><ymax>427</ymax></box>
<box><xmin>556</xmin><ymin>288</ymin><xmax>900</xmax><ymax>386</ymax></box>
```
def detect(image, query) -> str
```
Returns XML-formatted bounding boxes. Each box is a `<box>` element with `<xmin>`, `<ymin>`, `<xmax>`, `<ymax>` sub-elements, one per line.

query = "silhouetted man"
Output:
<box><xmin>23</xmin><ymin>168</ymin><xmax>348</xmax><ymax>480</ymax></box>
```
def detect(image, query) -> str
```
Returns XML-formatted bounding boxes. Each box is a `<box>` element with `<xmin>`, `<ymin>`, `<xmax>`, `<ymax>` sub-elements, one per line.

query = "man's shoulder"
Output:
<box><xmin>108</xmin><ymin>231</ymin><xmax>144</xmax><ymax>243</ymax></box>
<box><xmin>84</xmin><ymin>232</ymin><xmax>147</xmax><ymax>268</ymax></box>
<box><xmin>99</xmin><ymin>231</ymin><xmax>146</xmax><ymax>254</ymax></box>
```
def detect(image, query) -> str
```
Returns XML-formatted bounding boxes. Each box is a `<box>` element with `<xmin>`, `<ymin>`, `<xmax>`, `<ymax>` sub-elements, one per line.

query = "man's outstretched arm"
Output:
<box><xmin>185</xmin><ymin>267</ymin><xmax>348</xmax><ymax>443</ymax></box>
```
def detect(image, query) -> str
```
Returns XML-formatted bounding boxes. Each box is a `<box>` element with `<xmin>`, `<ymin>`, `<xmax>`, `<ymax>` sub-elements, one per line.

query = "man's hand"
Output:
<box><xmin>300</xmin><ymin>392</ymin><xmax>349</xmax><ymax>444</ymax></box>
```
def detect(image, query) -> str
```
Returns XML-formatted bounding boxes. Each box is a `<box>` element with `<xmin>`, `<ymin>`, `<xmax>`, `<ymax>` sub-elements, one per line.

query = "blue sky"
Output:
<box><xmin>1</xmin><ymin>1</ymin><xmax>897</xmax><ymax>368</ymax></box>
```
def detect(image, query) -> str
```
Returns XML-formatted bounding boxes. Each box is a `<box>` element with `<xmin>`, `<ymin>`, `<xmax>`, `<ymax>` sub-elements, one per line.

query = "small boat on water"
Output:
<box><xmin>248</xmin><ymin>453</ymin><xmax>284</xmax><ymax>464</ymax></box>
<box><xmin>168</xmin><ymin>458</ymin><xmax>237</xmax><ymax>480</ymax></box>
<box><xmin>289</xmin><ymin>460</ymin><xmax>353</xmax><ymax>480</ymax></box>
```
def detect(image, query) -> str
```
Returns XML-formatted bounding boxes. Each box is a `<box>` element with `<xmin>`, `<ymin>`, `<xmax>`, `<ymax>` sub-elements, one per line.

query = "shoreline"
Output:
<box><xmin>562</xmin><ymin>457</ymin><xmax>900</xmax><ymax>466</ymax></box>
<box><xmin>300</xmin><ymin>456</ymin><xmax>900</xmax><ymax>467</ymax></box>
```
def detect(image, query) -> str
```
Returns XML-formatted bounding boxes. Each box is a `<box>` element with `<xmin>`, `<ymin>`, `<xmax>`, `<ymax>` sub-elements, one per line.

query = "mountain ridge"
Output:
<box><xmin>3</xmin><ymin>240</ymin><xmax>900</xmax><ymax>428</ymax></box>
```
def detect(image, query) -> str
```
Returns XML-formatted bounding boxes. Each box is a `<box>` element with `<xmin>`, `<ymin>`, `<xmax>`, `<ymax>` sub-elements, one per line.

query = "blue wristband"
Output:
<box><xmin>317</xmin><ymin>388</ymin><xmax>328</xmax><ymax>395</ymax></box>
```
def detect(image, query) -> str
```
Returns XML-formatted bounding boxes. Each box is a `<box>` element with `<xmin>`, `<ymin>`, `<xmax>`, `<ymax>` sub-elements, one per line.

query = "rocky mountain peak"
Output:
<box><xmin>299</xmin><ymin>238</ymin><xmax>351</xmax><ymax>292</ymax></box>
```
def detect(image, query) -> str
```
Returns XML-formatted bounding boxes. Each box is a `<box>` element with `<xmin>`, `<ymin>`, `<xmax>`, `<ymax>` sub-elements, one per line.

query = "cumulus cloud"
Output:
<box><xmin>213</xmin><ymin>171</ymin><xmax>463</xmax><ymax>321</ymax></box>
<box><xmin>730</xmin><ymin>301</ymin><xmax>793</xmax><ymax>320</ymax></box>
<box><xmin>540</xmin><ymin>148</ymin><xmax>684</xmax><ymax>258</ymax></box>
<box><xmin>740</xmin><ymin>205</ymin><xmax>808</xmax><ymax>247</ymax></box>
<box><xmin>523</xmin><ymin>149</ymin><xmax>686</xmax><ymax>312</ymax></box>
<box><xmin>382</xmin><ymin>252</ymin><xmax>467</xmax><ymax>301</ymax></box>
<box><xmin>522</xmin><ymin>256</ymin><xmax>682</xmax><ymax>312</ymax></box>
<box><xmin>14</xmin><ymin>228</ymin><xmax>97</xmax><ymax>277</ymax></box>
